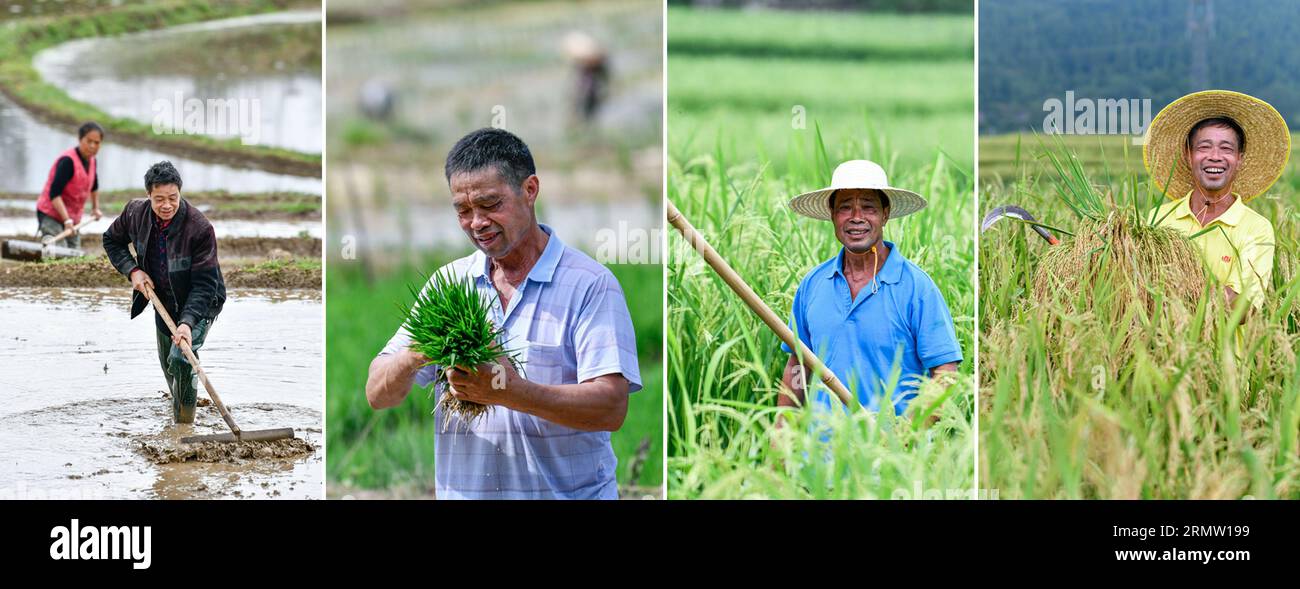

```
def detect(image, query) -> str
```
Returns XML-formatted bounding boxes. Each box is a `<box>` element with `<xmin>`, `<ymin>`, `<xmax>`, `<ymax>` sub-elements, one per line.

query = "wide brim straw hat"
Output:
<box><xmin>1143</xmin><ymin>90</ymin><xmax>1290</xmax><ymax>203</ymax></box>
<box><xmin>788</xmin><ymin>159</ymin><xmax>927</xmax><ymax>220</ymax></box>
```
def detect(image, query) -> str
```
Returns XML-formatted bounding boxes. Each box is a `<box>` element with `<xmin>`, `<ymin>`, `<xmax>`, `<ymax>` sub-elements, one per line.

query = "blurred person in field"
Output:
<box><xmin>563</xmin><ymin>31</ymin><xmax>608</xmax><ymax>122</ymax></box>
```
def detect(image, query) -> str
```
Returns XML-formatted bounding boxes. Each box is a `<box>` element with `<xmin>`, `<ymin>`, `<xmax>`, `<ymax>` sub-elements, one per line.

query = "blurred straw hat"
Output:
<box><xmin>1143</xmin><ymin>90</ymin><xmax>1290</xmax><ymax>202</ymax></box>
<box><xmin>562</xmin><ymin>31</ymin><xmax>605</xmax><ymax>65</ymax></box>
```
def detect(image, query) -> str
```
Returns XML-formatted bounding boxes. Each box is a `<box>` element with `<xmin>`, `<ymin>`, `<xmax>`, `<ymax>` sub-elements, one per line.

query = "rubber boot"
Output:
<box><xmin>176</xmin><ymin>402</ymin><xmax>196</xmax><ymax>425</ymax></box>
<box><xmin>169</xmin><ymin>376</ymin><xmax>181</xmax><ymax>423</ymax></box>
<box><xmin>158</xmin><ymin>318</ymin><xmax>210</xmax><ymax>425</ymax></box>
<box><xmin>173</xmin><ymin>370</ymin><xmax>198</xmax><ymax>424</ymax></box>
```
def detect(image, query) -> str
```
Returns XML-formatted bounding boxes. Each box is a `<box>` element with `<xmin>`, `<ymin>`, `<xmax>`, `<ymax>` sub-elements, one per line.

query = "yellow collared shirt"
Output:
<box><xmin>1154</xmin><ymin>192</ymin><xmax>1275</xmax><ymax>308</ymax></box>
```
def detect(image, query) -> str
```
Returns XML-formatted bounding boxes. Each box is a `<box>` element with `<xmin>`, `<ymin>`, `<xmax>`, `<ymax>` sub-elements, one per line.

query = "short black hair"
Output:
<box><xmin>1186</xmin><ymin>117</ymin><xmax>1246</xmax><ymax>153</ymax></box>
<box><xmin>829</xmin><ymin>189</ymin><xmax>890</xmax><ymax>211</ymax></box>
<box><xmin>444</xmin><ymin>127</ymin><xmax>536</xmax><ymax>190</ymax></box>
<box><xmin>144</xmin><ymin>161</ymin><xmax>183</xmax><ymax>193</ymax></box>
<box><xmin>78</xmin><ymin>121</ymin><xmax>104</xmax><ymax>139</ymax></box>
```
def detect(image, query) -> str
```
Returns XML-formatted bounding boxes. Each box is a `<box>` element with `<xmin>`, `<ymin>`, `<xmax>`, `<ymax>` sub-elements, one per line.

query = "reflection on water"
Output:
<box><xmin>0</xmin><ymin>215</ymin><xmax>321</xmax><ymax>238</ymax></box>
<box><xmin>0</xmin><ymin>93</ymin><xmax>322</xmax><ymax>194</ymax></box>
<box><xmin>34</xmin><ymin>11</ymin><xmax>322</xmax><ymax>154</ymax></box>
<box><xmin>0</xmin><ymin>288</ymin><xmax>322</xmax><ymax>499</ymax></box>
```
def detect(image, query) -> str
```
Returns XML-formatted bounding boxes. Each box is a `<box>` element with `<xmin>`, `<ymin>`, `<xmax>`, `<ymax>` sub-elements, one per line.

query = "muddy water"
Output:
<box><xmin>0</xmin><ymin>216</ymin><xmax>321</xmax><ymax>239</ymax></box>
<box><xmin>0</xmin><ymin>288</ymin><xmax>322</xmax><ymax>499</ymax></box>
<box><xmin>0</xmin><ymin>93</ymin><xmax>322</xmax><ymax>195</ymax></box>
<box><xmin>34</xmin><ymin>11</ymin><xmax>322</xmax><ymax>154</ymax></box>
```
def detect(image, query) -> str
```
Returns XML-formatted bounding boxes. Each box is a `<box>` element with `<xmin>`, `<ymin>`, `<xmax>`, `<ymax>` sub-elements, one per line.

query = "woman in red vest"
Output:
<box><xmin>35</xmin><ymin>122</ymin><xmax>104</xmax><ymax>248</ymax></box>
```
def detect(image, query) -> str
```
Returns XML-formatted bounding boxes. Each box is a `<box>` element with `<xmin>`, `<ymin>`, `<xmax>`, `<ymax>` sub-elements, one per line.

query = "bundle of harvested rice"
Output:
<box><xmin>1028</xmin><ymin>138</ymin><xmax>1208</xmax><ymax>318</ymax></box>
<box><xmin>1034</xmin><ymin>208</ymin><xmax>1206</xmax><ymax>315</ymax></box>
<box><xmin>404</xmin><ymin>271</ymin><xmax>521</xmax><ymax>428</ymax></box>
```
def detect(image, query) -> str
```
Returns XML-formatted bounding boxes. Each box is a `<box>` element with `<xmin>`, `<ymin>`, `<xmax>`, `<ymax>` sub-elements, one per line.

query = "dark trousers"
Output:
<box><xmin>155</xmin><ymin>317</ymin><xmax>212</xmax><ymax>424</ymax></box>
<box><xmin>37</xmin><ymin>212</ymin><xmax>80</xmax><ymax>249</ymax></box>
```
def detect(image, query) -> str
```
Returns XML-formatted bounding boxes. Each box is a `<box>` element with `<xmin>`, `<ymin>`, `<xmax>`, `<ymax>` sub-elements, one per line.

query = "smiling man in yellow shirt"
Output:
<box><xmin>1144</xmin><ymin>90</ymin><xmax>1288</xmax><ymax>309</ymax></box>
<box><xmin>1155</xmin><ymin>191</ymin><xmax>1274</xmax><ymax>309</ymax></box>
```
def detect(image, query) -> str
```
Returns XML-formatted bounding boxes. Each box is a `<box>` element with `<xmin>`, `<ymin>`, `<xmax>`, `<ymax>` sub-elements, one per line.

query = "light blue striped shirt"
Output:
<box><xmin>380</xmin><ymin>224</ymin><xmax>641</xmax><ymax>499</ymax></box>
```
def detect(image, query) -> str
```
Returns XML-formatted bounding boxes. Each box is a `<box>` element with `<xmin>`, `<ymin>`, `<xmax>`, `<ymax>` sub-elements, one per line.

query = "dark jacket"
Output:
<box><xmin>103</xmin><ymin>198</ymin><xmax>226</xmax><ymax>331</ymax></box>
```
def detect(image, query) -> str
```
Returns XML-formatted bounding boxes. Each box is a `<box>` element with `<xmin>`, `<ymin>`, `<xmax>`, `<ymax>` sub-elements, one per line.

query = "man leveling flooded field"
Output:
<box><xmin>0</xmin><ymin>157</ymin><xmax>323</xmax><ymax>500</ymax></box>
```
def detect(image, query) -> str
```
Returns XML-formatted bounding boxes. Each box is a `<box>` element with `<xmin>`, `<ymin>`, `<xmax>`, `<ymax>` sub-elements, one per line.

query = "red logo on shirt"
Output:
<box><xmin>1222</xmin><ymin>255</ymin><xmax>1231</xmax><ymax>263</ymax></box>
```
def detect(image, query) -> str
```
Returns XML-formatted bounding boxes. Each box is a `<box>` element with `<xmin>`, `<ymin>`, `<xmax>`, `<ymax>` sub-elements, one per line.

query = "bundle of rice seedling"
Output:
<box><xmin>403</xmin><ymin>271</ymin><xmax>521</xmax><ymax>428</ymax></box>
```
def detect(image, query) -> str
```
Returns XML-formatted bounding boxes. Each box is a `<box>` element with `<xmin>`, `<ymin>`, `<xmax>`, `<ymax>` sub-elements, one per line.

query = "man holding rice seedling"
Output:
<box><xmin>102</xmin><ymin>161</ymin><xmax>226</xmax><ymax>425</ymax></box>
<box><xmin>778</xmin><ymin>160</ymin><xmax>962</xmax><ymax>418</ymax></box>
<box><xmin>365</xmin><ymin>128</ymin><xmax>641</xmax><ymax>500</ymax></box>
<box><xmin>1144</xmin><ymin>90</ymin><xmax>1287</xmax><ymax>310</ymax></box>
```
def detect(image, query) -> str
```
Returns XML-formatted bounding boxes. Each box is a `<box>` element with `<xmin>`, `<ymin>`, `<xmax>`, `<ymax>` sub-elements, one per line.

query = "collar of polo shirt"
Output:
<box><xmin>827</xmin><ymin>240</ymin><xmax>905</xmax><ymax>285</ymax></box>
<box><xmin>468</xmin><ymin>223</ymin><xmax>564</xmax><ymax>284</ymax></box>
<box><xmin>1172</xmin><ymin>191</ymin><xmax>1249</xmax><ymax>227</ymax></box>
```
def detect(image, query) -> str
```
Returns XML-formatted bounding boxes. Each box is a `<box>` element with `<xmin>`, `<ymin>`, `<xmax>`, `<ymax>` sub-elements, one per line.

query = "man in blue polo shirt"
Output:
<box><xmin>779</xmin><ymin>160</ymin><xmax>962</xmax><ymax>416</ymax></box>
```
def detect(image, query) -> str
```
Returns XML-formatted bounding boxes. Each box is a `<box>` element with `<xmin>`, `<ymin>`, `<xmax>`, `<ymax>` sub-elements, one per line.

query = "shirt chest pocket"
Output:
<box><xmin>520</xmin><ymin>341</ymin><xmax>570</xmax><ymax>385</ymax></box>
<box><xmin>516</xmin><ymin>301</ymin><xmax>572</xmax><ymax>383</ymax></box>
<box><xmin>170</xmin><ymin>256</ymin><xmax>192</xmax><ymax>271</ymax></box>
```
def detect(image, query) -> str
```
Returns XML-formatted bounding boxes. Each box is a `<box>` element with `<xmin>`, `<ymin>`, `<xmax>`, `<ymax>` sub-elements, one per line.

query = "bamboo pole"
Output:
<box><xmin>667</xmin><ymin>199</ymin><xmax>857</xmax><ymax>410</ymax></box>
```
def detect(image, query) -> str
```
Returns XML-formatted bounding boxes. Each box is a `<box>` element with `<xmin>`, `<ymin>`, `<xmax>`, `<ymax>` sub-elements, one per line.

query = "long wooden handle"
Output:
<box><xmin>141</xmin><ymin>282</ymin><xmax>241</xmax><ymax>437</ymax></box>
<box><xmin>43</xmin><ymin>218</ymin><xmax>91</xmax><ymax>244</ymax></box>
<box><xmin>667</xmin><ymin>199</ymin><xmax>858</xmax><ymax>409</ymax></box>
